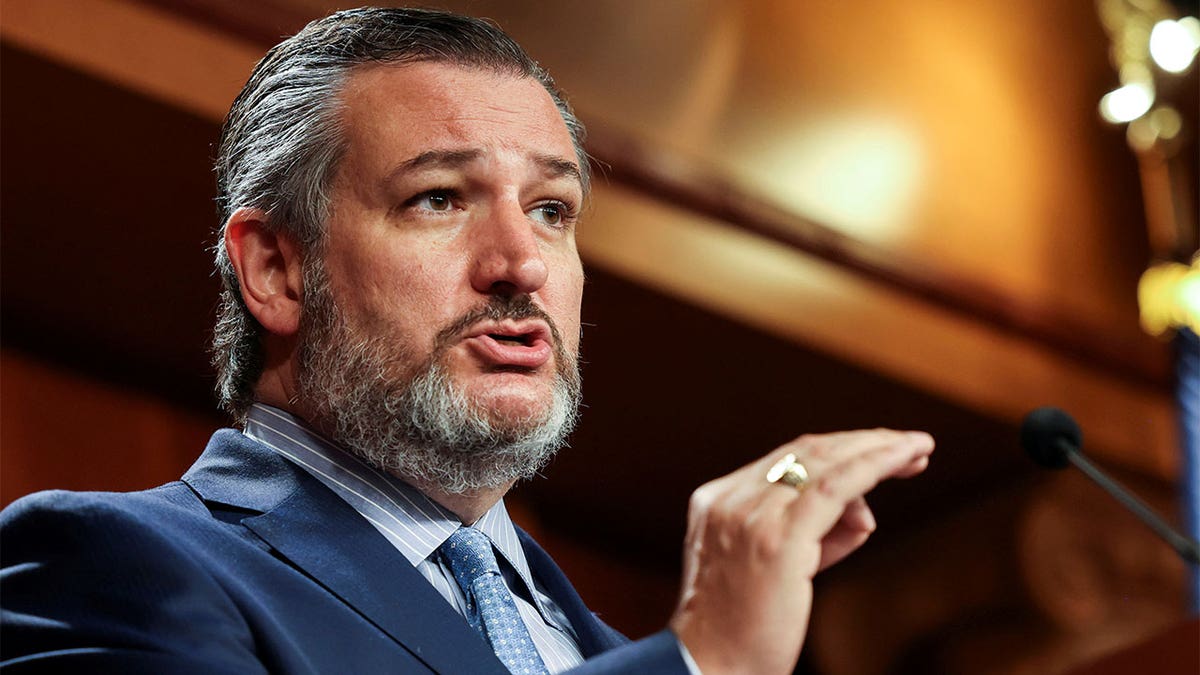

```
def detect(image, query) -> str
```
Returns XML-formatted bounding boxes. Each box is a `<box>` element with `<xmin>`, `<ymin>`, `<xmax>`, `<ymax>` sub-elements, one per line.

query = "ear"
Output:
<box><xmin>223</xmin><ymin>207</ymin><xmax>305</xmax><ymax>337</ymax></box>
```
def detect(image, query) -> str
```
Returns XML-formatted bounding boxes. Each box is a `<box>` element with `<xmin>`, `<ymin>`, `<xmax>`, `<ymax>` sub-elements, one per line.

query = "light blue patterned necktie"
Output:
<box><xmin>440</xmin><ymin>527</ymin><xmax>550</xmax><ymax>675</ymax></box>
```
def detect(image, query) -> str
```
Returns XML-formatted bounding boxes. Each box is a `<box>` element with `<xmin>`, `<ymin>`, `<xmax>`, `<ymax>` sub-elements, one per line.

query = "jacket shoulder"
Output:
<box><xmin>3</xmin><ymin>481</ymin><xmax>204</xmax><ymax>522</ymax></box>
<box><xmin>0</xmin><ymin>485</ymin><xmax>263</xmax><ymax>671</ymax></box>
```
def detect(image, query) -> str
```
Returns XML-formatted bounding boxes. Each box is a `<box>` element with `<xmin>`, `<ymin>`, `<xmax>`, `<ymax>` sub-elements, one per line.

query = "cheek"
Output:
<box><xmin>372</xmin><ymin>258</ymin><xmax>468</xmax><ymax>339</ymax></box>
<box><xmin>327</xmin><ymin>245</ymin><xmax>457</xmax><ymax>335</ymax></box>
<box><xmin>552</xmin><ymin>260</ymin><xmax>585</xmax><ymax>352</ymax></box>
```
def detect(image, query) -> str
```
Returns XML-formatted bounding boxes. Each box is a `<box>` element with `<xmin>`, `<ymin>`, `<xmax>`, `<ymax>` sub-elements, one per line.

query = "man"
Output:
<box><xmin>1</xmin><ymin>8</ymin><xmax>933</xmax><ymax>674</ymax></box>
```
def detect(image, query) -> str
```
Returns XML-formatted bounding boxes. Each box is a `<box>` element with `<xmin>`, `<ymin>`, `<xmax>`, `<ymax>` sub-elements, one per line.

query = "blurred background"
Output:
<box><xmin>2</xmin><ymin>1</ymin><xmax>1198</xmax><ymax>673</ymax></box>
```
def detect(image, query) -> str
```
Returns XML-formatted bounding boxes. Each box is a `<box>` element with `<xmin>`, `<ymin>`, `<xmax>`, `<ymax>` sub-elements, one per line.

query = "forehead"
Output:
<box><xmin>334</xmin><ymin>61</ymin><xmax>578</xmax><ymax>175</ymax></box>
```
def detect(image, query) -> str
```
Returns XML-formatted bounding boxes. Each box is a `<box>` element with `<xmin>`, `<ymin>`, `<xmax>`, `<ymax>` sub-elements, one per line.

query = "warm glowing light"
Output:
<box><xmin>1149</xmin><ymin>106</ymin><xmax>1183</xmax><ymax>139</ymax></box>
<box><xmin>1149</xmin><ymin>18</ymin><xmax>1200</xmax><ymax>73</ymax></box>
<box><xmin>1127</xmin><ymin>106</ymin><xmax>1183</xmax><ymax>150</ymax></box>
<box><xmin>1099</xmin><ymin>82</ymin><xmax>1154</xmax><ymax>123</ymax></box>
<box><xmin>1180</xmin><ymin>274</ymin><xmax>1200</xmax><ymax>319</ymax></box>
<box><xmin>759</xmin><ymin>116</ymin><xmax>925</xmax><ymax>242</ymax></box>
<box><xmin>1139</xmin><ymin>261</ymin><xmax>1200</xmax><ymax>335</ymax></box>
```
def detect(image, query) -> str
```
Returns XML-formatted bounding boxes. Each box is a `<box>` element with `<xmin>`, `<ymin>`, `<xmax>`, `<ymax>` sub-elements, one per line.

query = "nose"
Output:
<box><xmin>468</xmin><ymin>203</ymin><xmax>549</xmax><ymax>296</ymax></box>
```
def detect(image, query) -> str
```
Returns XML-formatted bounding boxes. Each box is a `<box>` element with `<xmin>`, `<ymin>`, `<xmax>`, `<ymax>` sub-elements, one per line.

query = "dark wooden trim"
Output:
<box><xmin>133</xmin><ymin>0</ymin><xmax>314</xmax><ymax>48</ymax></box>
<box><xmin>585</xmin><ymin>126</ymin><xmax>1170</xmax><ymax>391</ymax></box>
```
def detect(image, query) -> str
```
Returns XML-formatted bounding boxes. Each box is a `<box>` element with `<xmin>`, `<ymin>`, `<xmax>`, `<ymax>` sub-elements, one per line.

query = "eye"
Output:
<box><xmin>528</xmin><ymin>201</ymin><xmax>574</xmax><ymax>228</ymax></box>
<box><xmin>408</xmin><ymin>190</ymin><xmax>457</xmax><ymax>213</ymax></box>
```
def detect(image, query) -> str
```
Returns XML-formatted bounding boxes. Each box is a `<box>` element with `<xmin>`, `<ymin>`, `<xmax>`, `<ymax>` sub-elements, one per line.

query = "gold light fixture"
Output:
<box><xmin>1097</xmin><ymin>0</ymin><xmax>1199</xmax><ymax>336</ymax></box>
<box><xmin>1139</xmin><ymin>257</ymin><xmax>1200</xmax><ymax>335</ymax></box>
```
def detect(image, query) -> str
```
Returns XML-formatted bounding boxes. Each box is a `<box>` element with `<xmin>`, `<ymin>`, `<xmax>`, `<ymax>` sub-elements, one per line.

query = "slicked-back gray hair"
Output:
<box><xmin>212</xmin><ymin>7</ymin><xmax>587</xmax><ymax>423</ymax></box>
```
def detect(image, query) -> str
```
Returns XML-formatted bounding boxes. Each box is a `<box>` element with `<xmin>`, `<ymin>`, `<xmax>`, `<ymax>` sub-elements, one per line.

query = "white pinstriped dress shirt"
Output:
<box><xmin>242</xmin><ymin>403</ymin><xmax>586</xmax><ymax>673</ymax></box>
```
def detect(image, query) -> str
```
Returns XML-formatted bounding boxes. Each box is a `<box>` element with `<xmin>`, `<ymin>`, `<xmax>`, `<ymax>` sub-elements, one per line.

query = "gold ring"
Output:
<box><xmin>766</xmin><ymin>453</ymin><xmax>809</xmax><ymax>489</ymax></box>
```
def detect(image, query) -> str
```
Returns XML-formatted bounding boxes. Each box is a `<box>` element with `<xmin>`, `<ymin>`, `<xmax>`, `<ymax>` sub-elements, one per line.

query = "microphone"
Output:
<box><xmin>1020</xmin><ymin>406</ymin><xmax>1200</xmax><ymax>565</ymax></box>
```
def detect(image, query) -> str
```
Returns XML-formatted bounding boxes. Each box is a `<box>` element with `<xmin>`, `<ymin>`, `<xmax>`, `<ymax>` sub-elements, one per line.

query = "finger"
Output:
<box><xmin>893</xmin><ymin>453</ymin><xmax>930</xmax><ymax>479</ymax></box>
<box><xmin>817</xmin><ymin>499</ymin><xmax>875</xmax><ymax>570</ymax></box>
<box><xmin>786</xmin><ymin>439</ymin><xmax>929</xmax><ymax>541</ymax></box>
<box><xmin>785</xmin><ymin>429</ymin><xmax>932</xmax><ymax>477</ymax></box>
<box><xmin>715</xmin><ymin>466</ymin><xmax>806</xmax><ymax>535</ymax></box>
<box><xmin>733</xmin><ymin>429</ymin><xmax>933</xmax><ymax>489</ymax></box>
<box><xmin>835</xmin><ymin>497</ymin><xmax>875</xmax><ymax>533</ymax></box>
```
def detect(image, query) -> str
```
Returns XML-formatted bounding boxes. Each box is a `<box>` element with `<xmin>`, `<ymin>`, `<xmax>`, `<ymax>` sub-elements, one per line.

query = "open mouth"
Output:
<box><xmin>488</xmin><ymin>332</ymin><xmax>534</xmax><ymax>347</ymax></box>
<box><xmin>465</xmin><ymin>323</ymin><xmax>553</xmax><ymax>369</ymax></box>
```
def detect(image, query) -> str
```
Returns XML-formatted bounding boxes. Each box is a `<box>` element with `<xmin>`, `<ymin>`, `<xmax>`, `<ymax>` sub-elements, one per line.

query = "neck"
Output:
<box><xmin>410</xmin><ymin>479</ymin><xmax>513</xmax><ymax>525</ymax></box>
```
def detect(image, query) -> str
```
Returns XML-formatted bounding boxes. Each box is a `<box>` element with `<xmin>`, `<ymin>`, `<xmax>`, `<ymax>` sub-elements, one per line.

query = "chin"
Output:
<box><xmin>466</xmin><ymin>376</ymin><xmax>556</xmax><ymax>426</ymax></box>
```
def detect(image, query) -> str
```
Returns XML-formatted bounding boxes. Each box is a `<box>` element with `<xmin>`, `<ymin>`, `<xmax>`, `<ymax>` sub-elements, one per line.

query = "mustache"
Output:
<box><xmin>433</xmin><ymin>295</ymin><xmax>568</xmax><ymax>358</ymax></box>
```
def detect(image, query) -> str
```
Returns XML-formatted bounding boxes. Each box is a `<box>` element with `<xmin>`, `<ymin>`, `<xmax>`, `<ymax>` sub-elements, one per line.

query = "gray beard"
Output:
<box><xmin>295</xmin><ymin>265</ymin><xmax>582</xmax><ymax>495</ymax></box>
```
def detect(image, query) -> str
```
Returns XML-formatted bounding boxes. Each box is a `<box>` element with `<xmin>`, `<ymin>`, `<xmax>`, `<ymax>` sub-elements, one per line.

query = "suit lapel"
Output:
<box><xmin>183</xmin><ymin>431</ymin><xmax>509</xmax><ymax>675</ymax></box>
<box><xmin>516</xmin><ymin>527</ymin><xmax>630</xmax><ymax>657</ymax></box>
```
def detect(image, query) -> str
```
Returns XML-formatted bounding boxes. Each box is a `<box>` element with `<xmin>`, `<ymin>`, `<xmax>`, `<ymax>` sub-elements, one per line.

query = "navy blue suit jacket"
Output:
<box><xmin>1</xmin><ymin>430</ymin><xmax>687</xmax><ymax>674</ymax></box>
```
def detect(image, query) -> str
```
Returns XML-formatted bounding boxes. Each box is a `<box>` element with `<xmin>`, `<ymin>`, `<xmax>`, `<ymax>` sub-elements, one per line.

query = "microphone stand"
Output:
<box><xmin>1058</xmin><ymin>439</ymin><xmax>1200</xmax><ymax>565</ymax></box>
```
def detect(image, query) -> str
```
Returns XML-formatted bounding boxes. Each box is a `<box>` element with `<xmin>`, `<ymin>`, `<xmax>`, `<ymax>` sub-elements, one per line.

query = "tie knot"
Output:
<box><xmin>440</xmin><ymin>527</ymin><xmax>501</xmax><ymax>589</ymax></box>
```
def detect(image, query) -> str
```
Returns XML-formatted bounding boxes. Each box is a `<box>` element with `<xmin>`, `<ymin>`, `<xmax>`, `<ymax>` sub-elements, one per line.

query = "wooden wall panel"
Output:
<box><xmin>1</xmin><ymin>349</ymin><xmax>219</xmax><ymax>506</ymax></box>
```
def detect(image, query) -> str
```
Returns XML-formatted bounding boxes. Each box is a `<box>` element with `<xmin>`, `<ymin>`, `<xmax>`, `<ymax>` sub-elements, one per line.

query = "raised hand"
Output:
<box><xmin>669</xmin><ymin>430</ymin><xmax>935</xmax><ymax>675</ymax></box>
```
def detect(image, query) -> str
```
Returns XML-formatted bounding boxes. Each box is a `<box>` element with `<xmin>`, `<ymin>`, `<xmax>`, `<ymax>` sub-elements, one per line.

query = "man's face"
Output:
<box><xmin>297</xmin><ymin>62</ymin><xmax>585</xmax><ymax>490</ymax></box>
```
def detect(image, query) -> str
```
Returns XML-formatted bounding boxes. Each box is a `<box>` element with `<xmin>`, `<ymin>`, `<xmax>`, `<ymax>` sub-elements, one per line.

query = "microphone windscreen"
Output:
<box><xmin>1020</xmin><ymin>407</ymin><xmax>1081</xmax><ymax>469</ymax></box>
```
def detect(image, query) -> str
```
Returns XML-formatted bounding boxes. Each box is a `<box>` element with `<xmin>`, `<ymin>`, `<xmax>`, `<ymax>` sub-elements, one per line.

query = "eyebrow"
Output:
<box><xmin>395</xmin><ymin>149</ymin><xmax>483</xmax><ymax>173</ymax></box>
<box><xmin>388</xmin><ymin>149</ymin><xmax>583</xmax><ymax>189</ymax></box>
<box><xmin>531</xmin><ymin>153</ymin><xmax>584</xmax><ymax>186</ymax></box>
